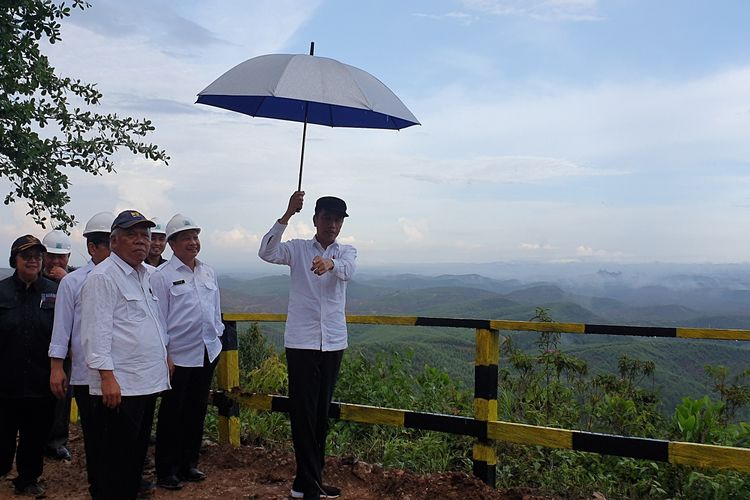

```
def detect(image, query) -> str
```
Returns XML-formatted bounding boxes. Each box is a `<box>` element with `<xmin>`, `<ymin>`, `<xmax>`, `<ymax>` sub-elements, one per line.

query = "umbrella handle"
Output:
<box><xmin>298</xmin><ymin>114</ymin><xmax>307</xmax><ymax>192</ymax></box>
<box><xmin>297</xmin><ymin>41</ymin><xmax>314</xmax><ymax>193</ymax></box>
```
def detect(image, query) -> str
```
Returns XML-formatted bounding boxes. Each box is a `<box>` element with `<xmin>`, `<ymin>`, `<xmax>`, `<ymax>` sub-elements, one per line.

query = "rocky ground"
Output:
<box><xmin>1</xmin><ymin>426</ymin><xmax>560</xmax><ymax>499</ymax></box>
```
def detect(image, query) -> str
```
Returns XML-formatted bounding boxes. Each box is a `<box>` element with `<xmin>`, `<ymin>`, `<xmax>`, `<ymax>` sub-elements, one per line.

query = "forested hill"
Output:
<box><xmin>219</xmin><ymin>270</ymin><xmax>750</xmax><ymax>329</ymax></box>
<box><xmin>218</xmin><ymin>269</ymin><xmax>750</xmax><ymax>414</ymax></box>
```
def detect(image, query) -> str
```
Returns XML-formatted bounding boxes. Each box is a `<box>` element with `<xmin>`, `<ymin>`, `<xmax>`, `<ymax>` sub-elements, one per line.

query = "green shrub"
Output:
<box><xmin>221</xmin><ymin>319</ymin><xmax>750</xmax><ymax>498</ymax></box>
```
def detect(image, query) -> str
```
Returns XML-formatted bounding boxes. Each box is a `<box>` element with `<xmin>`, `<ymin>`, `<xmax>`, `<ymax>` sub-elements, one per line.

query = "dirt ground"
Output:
<box><xmin>1</xmin><ymin>426</ymin><xmax>558</xmax><ymax>499</ymax></box>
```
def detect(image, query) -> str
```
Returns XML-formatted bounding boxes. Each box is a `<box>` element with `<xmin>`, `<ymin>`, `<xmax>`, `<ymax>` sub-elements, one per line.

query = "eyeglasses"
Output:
<box><xmin>18</xmin><ymin>251</ymin><xmax>43</xmax><ymax>261</ymax></box>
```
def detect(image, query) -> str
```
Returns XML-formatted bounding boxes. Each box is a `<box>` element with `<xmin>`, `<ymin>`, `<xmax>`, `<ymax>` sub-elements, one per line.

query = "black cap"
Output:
<box><xmin>9</xmin><ymin>235</ymin><xmax>46</xmax><ymax>268</ymax></box>
<box><xmin>11</xmin><ymin>235</ymin><xmax>46</xmax><ymax>255</ymax></box>
<box><xmin>315</xmin><ymin>196</ymin><xmax>348</xmax><ymax>217</ymax></box>
<box><xmin>111</xmin><ymin>210</ymin><xmax>156</xmax><ymax>230</ymax></box>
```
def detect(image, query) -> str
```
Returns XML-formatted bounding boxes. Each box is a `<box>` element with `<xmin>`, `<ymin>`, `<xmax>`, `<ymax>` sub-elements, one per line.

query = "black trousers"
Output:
<box><xmin>155</xmin><ymin>350</ymin><xmax>217</xmax><ymax>479</ymax></box>
<box><xmin>0</xmin><ymin>396</ymin><xmax>55</xmax><ymax>488</ymax></box>
<box><xmin>286</xmin><ymin>348</ymin><xmax>344</xmax><ymax>498</ymax></box>
<box><xmin>47</xmin><ymin>358</ymin><xmax>72</xmax><ymax>450</ymax></box>
<box><xmin>73</xmin><ymin>385</ymin><xmax>102</xmax><ymax>499</ymax></box>
<box><xmin>91</xmin><ymin>393</ymin><xmax>156</xmax><ymax>500</ymax></box>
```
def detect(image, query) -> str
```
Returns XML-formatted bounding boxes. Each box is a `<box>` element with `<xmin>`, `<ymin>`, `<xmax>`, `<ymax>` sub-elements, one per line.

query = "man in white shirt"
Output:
<box><xmin>80</xmin><ymin>210</ymin><xmax>170</xmax><ymax>500</ymax></box>
<box><xmin>258</xmin><ymin>192</ymin><xmax>356</xmax><ymax>500</ymax></box>
<box><xmin>48</xmin><ymin>211</ymin><xmax>114</xmax><ymax>499</ymax></box>
<box><xmin>151</xmin><ymin>214</ymin><xmax>224</xmax><ymax>490</ymax></box>
<box><xmin>41</xmin><ymin>229</ymin><xmax>74</xmax><ymax>461</ymax></box>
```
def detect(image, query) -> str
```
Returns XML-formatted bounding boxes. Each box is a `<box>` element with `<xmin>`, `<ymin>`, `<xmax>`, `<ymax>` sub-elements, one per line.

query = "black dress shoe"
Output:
<box><xmin>156</xmin><ymin>475</ymin><xmax>183</xmax><ymax>490</ymax></box>
<box><xmin>178</xmin><ymin>467</ymin><xmax>206</xmax><ymax>482</ymax></box>
<box><xmin>13</xmin><ymin>481</ymin><xmax>46</xmax><ymax>498</ymax></box>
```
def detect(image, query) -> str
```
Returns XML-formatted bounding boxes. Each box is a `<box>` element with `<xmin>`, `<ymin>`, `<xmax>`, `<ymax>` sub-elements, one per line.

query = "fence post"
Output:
<box><xmin>473</xmin><ymin>327</ymin><xmax>499</xmax><ymax>487</ymax></box>
<box><xmin>216</xmin><ymin>319</ymin><xmax>241</xmax><ymax>446</ymax></box>
<box><xmin>70</xmin><ymin>396</ymin><xmax>78</xmax><ymax>424</ymax></box>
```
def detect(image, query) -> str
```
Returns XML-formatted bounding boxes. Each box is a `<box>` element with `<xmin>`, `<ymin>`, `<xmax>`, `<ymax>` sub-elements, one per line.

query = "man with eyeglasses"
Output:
<box><xmin>0</xmin><ymin>235</ymin><xmax>58</xmax><ymax>497</ymax></box>
<box><xmin>80</xmin><ymin>211</ymin><xmax>171</xmax><ymax>500</ymax></box>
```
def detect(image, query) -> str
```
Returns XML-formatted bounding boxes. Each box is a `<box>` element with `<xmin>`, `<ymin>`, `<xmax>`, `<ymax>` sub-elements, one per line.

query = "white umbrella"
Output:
<box><xmin>197</xmin><ymin>43</ymin><xmax>420</xmax><ymax>189</ymax></box>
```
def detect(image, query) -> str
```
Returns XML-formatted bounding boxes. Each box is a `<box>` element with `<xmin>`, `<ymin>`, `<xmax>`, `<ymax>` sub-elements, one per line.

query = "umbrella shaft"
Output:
<box><xmin>298</xmin><ymin>109</ymin><xmax>308</xmax><ymax>191</ymax></box>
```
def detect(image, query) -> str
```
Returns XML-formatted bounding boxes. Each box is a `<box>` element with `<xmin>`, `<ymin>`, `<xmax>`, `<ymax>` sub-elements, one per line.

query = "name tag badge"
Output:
<box><xmin>40</xmin><ymin>292</ymin><xmax>56</xmax><ymax>309</ymax></box>
<box><xmin>172</xmin><ymin>279</ymin><xmax>186</xmax><ymax>286</ymax></box>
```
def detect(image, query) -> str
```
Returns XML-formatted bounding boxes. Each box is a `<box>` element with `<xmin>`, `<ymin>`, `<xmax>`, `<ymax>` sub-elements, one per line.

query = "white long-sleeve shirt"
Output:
<box><xmin>80</xmin><ymin>252</ymin><xmax>170</xmax><ymax>396</ymax></box>
<box><xmin>258</xmin><ymin>221</ymin><xmax>356</xmax><ymax>351</ymax></box>
<box><xmin>151</xmin><ymin>255</ymin><xmax>224</xmax><ymax>367</ymax></box>
<box><xmin>48</xmin><ymin>260</ymin><xmax>94</xmax><ymax>385</ymax></box>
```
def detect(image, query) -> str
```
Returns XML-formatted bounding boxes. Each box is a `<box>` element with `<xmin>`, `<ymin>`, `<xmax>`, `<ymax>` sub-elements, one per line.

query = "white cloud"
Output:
<box><xmin>412</xmin><ymin>11</ymin><xmax>478</xmax><ymax>25</ymax></box>
<box><xmin>4</xmin><ymin>1</ymin><xmax>750</xmax><ymax>270</ymax></box>
<box><xmin>337</xmin><ymin>235</ymin><xmax>357</xmax><ymax>245</ymax></box>
<box><xmin>0</xmin><ymin>204</ymin><xmax>43</xmax><ymax>240</ymax></box>
<box><xmin>286</xmin><ymin>221</ymin><xmax>315</xmax><ymax>240</ymax></box>
<box><xmin>211</xmin><ymin>226</ymin><xmax>260</xmax><ymax>248</ymax></box>
<box><xmin>398</xmin><ymin>218</ymin><xmax>427</xmax><ymax>242</ymax></box>
<box><xmin>403</xmin><ymin>156</ymin><xmax>625</xmax><ymax>185</ymax></box>
<box><xmin>520</xmin><ymin>242</ymin><xmax>556</xmax><ymax>251</ymax></box>
<box><xmin>576</xmin><ymin>245</ymin><xmax>624</xmax><ymax>258</ymax></box>
<box><xmin>461</xmin><ymin>0</ymin><xmax>602</xmax><ymax>21</ymax></box>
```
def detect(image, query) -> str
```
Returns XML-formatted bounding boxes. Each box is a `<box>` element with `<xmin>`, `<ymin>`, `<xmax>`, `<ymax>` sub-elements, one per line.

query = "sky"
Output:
<box><xmin>2</xmin><ymin>0</ymin><xmax>750</xmax><ymax>271</ymax></box>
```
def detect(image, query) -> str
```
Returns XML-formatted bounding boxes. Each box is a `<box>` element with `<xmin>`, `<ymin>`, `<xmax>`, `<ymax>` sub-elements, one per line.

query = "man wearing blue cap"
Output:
<box><xmin>259</xmin><ymin>191</ymin><xmax>357</xmax><ymax>500</ymax></box>
<box><xmin>80</xmin><ymin>210</ymin><xmax>171</xmax><ymax>500</ymax></box>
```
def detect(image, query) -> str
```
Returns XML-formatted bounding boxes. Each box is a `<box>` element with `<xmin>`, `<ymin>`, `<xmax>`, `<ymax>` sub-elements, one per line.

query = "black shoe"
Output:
<box><xmin>178</xmin><ymin>467</ymin><xmax>206</xmax><ymax>482</ymax></box>
<box><xmin>320</xmin><ymin>484</ymin><xmax>340</xmax><ymax>499</ymax></box>
<box><xmin>45</xmin><ymin>446</ymin><xmax>71</xmax><ymax>461</ymax></box>
<box><xmin>290</xmin><ymin>484</ymin><xmax>340</xmax><ymax>499</ymax></box>
<box><xmin>13</xmin><ymin>481</ymin><xmax>46</xmax><ymax>498</ymax></box>
<box><xmin>156</xmin><ymin>475</ymin><xmax>183</xmax><ymax>490</ymax></box>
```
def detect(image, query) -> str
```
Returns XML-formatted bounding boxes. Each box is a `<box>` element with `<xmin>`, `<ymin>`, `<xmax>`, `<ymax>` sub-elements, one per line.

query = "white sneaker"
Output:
<box><xmin>289</xmin><ymin>485</ymin><xmax>341</xmax><ymax>499</ymax></box>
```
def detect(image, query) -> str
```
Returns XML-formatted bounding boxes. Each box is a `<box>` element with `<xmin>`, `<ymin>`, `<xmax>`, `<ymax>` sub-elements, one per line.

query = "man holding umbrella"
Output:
<box><xmin>258</xmin><ymin>191</ymin><xmax>356</xmax><ymax>500</ymax></box>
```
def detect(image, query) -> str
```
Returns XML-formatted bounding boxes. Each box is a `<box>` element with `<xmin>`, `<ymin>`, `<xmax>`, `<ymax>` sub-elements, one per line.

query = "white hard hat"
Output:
<box><xmin>42</xmin><ymin>229</ymin><xmax>72</xmax><ymax>255</ymax></box>
<box><xmin>83</xmin><ymin>212</ymin><xmax>115</xmax><ymax>236</ymax></box>
<box><xmin>150</xmin><ymin>217</ymin><xmax>166</xmax><ymax>235</ymax></box>
<box><xmin>165</xmin><ymin>213</ymin><xmax>201</xmax><ymax>240</ymax></box>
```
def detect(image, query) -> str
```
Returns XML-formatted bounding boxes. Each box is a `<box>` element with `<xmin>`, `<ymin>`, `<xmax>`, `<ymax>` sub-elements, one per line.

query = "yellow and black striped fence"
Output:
<box><xmin>213</xmin><ymin>313</ymin><xmax>750</xmax><ymax>486</ymax></box>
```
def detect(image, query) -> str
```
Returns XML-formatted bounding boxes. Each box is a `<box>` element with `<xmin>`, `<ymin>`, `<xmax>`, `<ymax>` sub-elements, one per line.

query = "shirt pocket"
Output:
<box><xmin>0</xmin><ymin>299</ymin><xmax>18</xmax><ymax>343</ymax></box>
<box><xmin>169</xmin><ymin>283</ymin><xmax>192</xmax><ymax>298</ymax></box>
<box><xmin>123</xmin><ymin>292</ymin><xmax>148</xmax><ymax>322</ymax></box>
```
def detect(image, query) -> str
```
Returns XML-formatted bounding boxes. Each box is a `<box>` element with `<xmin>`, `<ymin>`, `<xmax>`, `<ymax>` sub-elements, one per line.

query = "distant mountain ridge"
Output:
<box><xmin>217</xmin><ymin>270</ymin><xmax>750</xmax><ymax>415</ymax></box>
<box><xmin>218</xmin><ymin>271</ymin><xmax>750</xmax><ymax>329</ymax></box>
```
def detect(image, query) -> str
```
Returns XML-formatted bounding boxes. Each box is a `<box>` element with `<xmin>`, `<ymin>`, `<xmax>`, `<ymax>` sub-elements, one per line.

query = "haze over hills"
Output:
<box><xmin>218</xmin><ymin>262</ymin><xmax>750</xmax><ymax>415</ymax></box>
<box><xmin>219</xmin><ymin>262</ymin><xmax>750</xmax><ymax>329</ymax></box>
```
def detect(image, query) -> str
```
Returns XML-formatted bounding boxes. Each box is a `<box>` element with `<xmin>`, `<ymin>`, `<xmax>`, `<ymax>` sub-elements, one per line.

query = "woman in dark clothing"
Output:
<box><xmin>0</xmin><ymin>235</ymin><xmax>58</xmax><ymax>497</ymax></box>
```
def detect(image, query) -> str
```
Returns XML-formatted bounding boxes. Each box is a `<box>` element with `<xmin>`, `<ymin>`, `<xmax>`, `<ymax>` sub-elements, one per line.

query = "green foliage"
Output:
<box><xmin>225</xmin><ymin>320</ymin><xmax>750</xmax><ymax>498</ymax></box>
<box><xmin>704</xmin><ymin>364</ymin><xmax>750</xmax><ymax>424</ymax></box>
<box><xmin>673</xmin><ymin>396</ymin><xmax>725</xmax><ymax>443</ymax></box>
<box><xmin>495</xmin><ymin>312</ymin><xmax>750</xmax><ymax>498</ymax></box>
<box><xmin>238</xmin><ymin>323</ymin><xmax>286</xmax><ymax>393</ymax></box>
<box><xmin>328</xmin><ymin>349</ymin><xmax>473</xmax><ymax>473</ymax></box>
<box><xmin>0</xmin><ymin>0</ymin><xmax>169</xmax><ymax>227</ymax></box>
<box><xmin>235</xmin><ymin>323</ymin><xmax>290</xmax><ymax>446</ymax></box>
<box><xmin>240</xmin><ymin>407</ymin><xmax>291</xmax><ymax>448</ymax></box>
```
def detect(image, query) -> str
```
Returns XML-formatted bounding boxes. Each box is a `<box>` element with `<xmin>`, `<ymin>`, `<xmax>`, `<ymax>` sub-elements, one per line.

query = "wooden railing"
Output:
<box><xmin>213</xmin><ymin>313</ymin><xmax>750</xmax><ymax>486</ymax></box>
